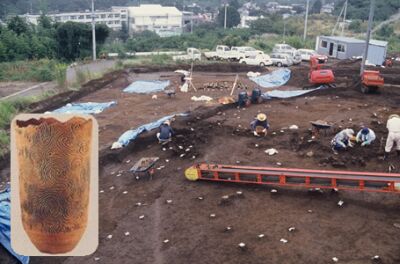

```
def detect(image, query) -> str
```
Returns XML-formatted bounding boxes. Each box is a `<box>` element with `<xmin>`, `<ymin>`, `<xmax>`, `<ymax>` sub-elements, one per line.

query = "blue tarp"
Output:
<box><xmin>250</xmin><ymin>68</ymin><xmax>291</xmax><ymax>88</ymax></box>
<box><xmin>115</xmin><ymin>113</ymin><xmax>188</xmax><ymax>147</ymax></box>
<box><xmin>0</xmin><ymin>188</ymin><xmax>29</xmax><ymax>264</ymax></box>
<box><xmin>262</xmin><ymin>87</ymin><xmax>322</xmax><ymax>99</ymax></box>
<box><xmin>53</xmin><ymin>101</ymin><xmax>116</xmax><ymax>114</ymax></box>
<box><xmin>123</xmin><ymin>80</ymin><xmax>170</xmax><ymax>94</ymax></box>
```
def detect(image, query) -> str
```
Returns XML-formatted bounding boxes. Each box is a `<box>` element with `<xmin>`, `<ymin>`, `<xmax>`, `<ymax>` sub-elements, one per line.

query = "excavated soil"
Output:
<box><xmin>1</xmin><ymin>61</ymin><xmax>400</xmax><ymax>264</ymax></box>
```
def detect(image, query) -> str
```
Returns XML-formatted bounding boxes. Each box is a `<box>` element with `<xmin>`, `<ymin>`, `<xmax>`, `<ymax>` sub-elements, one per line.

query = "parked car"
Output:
<box><xmin>239</xmin><ymin>53</ymin><xmax>273</xmax><ymax>66</ymax></box>
<box><xmin>280</xmin><ymin>50</ymin><xmax>302</xmax><ymax>65</ymax></box>
<box><xmin>172</xmin><ymin>48</ymin><xmax>201</xmax><ymax>61</ymax></box>
<box><xmin>270</xmin><ymin>53</ymin><xmax>293</xmax><ymax>67</ymax></box>
<box><xmin>272</xmin><ymin>44</ymin><xmax>297</xmax><ymax>54</ymax></box>
<box><xmin>297</xmin><ymin>49</ymin><xmax>328</xmax><ymax>62</ymax></box>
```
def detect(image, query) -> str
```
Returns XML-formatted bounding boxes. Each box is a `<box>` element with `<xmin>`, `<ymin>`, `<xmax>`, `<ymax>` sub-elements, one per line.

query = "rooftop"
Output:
<box><xmin>320</xmin><ymin>36</ymin><xmax>388</xmax><ymax>47</ymax></box>
<box><xmin>128</xmin><ymin>5</ymin><xmax>182</xmax><ymax>16</ymax></box>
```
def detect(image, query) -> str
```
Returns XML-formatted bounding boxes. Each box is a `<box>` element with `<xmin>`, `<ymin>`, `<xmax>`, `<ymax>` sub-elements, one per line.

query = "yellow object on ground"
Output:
<box><xmin>185</xmin><ymin>167</ymin><xmax>199</xmax><ymax>181</ymax></box>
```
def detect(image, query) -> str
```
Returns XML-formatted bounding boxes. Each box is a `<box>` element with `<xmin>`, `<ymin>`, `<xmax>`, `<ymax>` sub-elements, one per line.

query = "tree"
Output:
<box><xmin>217</xmin><ymin>6</ymin><xmax>241</xmax><ymax>28</ymax></box>
<box><xmin>229</xmin><ymin>0</ymin><xmax>240</xmax><ymax>10</ymax></box>
<box><xmin>7</xmin><ymin>16</ymin><xmax>30</xmax><ymax>35</ymax></box>
<box><xmin>348</xmin><ymin>20</ymin><xmax>361</xmax><ymax>32</ymax></box>
<box><xmin>95</xmin><ymin>24</ymin><xmax>110</xmax><ymax>44</ymax></box>
<box><xmin>38</xmin><ymin>14</ymin><xmax>52</xmax><ymax>29</ymax></box>
<box><xmin>377</xmin><ymin>25</ymin><xmax>394</xmax><ymax>38</ymax></box>
<box><xmin>311</xmin><ymin>0</ymin><xmax>322</xmax><ymax>14</ymax></box>
<box><xmin>250</xmin><ymin>18</ymin><xmax>273</xmax><ymax>34</ymax></box>
<box><xmin>119</xmin><ymin>22</ymin><xmax>129</xmax><ymax>42</ymax></box>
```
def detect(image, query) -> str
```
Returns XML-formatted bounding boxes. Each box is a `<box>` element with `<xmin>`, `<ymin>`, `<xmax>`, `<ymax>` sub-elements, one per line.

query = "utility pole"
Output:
<box><xmin>341</xmin><ymin>0</ymin><xmax>348</xmax><ymax>36</ymax></box>
<box><xmin>303</xmin><ymin>0</ymin><xmax>310</xmax><ymax>41</ymax></box>
<box><xmin>360</xmin><ymin>0</ymin><xmax>375</xmax><ymax>75</ymax></box>
<box><xmin>224</xmin><ymin>3</ymin><xmax>227</xmax><ymax>29</ymax></box>
<box><xmin>91</xmin><ymin>0</ymin><xmax>97</xmax><ymax>61</ymax></box>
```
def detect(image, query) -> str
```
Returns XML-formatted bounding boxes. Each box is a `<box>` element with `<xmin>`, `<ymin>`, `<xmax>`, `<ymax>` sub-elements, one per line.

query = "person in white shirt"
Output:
<box><xmin>356</xmin><ymin>127</ymin><xmax>376</xmax><ymax>146</ymax></box>
<box><xmin>384</xmin><ymin>114</ymin><xmax>400</xmax><ymax>160</ymax></box>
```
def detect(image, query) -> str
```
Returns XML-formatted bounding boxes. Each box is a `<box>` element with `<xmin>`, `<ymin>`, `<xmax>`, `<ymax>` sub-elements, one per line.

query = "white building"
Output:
<box><xmin>239</xmin><ymin>15</ymin><xmax>263</xmax><ymax>28</ymax></box>
<box><xmin>18</xmin><ymin>4</ymin><xmax>183</xmax><ymax>36</ymax></box>
<box><xmin>127</xmin><ymin>5</ymin><xmax>182</xmax><ymax>37</ymax></box>
<box><xmin>20</xmin><ymin>7</ymin><xmax>128</xmax><ymax>30</ymax></box>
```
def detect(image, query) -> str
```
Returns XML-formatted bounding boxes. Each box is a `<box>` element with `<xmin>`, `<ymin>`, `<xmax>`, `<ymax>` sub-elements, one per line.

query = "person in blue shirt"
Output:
<box><xmin>356</xmin><ymin>127</ymin><xmax>376</xmax><ymax>146</ymax></box>
<box><xmin>157</xmin><ymin>120</ymin><xmax>174</xmax><ymax>143</ymax></box>
<box><xmin>250</xmin><ymin>113</ymin><xmax>269</xmax><ymax>136</ymax></box>
<box><xmin>331</xmin><ymin>128</ymin><xmax>355</xmax><ymax>153</ymax></box>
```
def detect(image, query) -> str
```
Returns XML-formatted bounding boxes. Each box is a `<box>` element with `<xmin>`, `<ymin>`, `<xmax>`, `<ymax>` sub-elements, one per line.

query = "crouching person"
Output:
<box><xmin>251</xmin><ymin>113</ymin><xmax>269</xmax><ymax>137</ymax></box>
<box><xmin>331</xmin><ymin>128</ymin><xmax>355</xmax><ymax>153</ymax></box>
<box><xmin>356</xmin><ymin>127</ymin><xmax>376</xmax><ymax>146</ymax></box>
<box><xmin>157</xmin><ymin>120</ymin><xmax>174</xmax><ymax>144</ymax></box>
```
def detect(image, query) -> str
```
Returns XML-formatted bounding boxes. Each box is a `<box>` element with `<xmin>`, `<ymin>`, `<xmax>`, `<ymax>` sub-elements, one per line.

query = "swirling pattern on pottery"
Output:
<box><xmin>16</xmin><ymin>117</ymin><xmax>92</xmax><ymax>240</ymax></box>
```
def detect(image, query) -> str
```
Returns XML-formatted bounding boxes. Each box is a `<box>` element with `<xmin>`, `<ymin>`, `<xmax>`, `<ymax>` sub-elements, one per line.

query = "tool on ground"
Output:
<box><xmin>185</xmin><ymin>163</ymin><xmax>400</xmax><ymax>193</ymax></box>
<box><xmin>164</xmin><ymin>89</ymin><xmax>176</xmax><ymax>98</ymax></box>
<box><xmin>308</xmin><ymin>55</ymin><xmax>335</xmax><ymax>89</ymax></box>
<box><xmin>130</xmin><ymin>157</ymin><xmax>159</xmax><ymax>180</ymax></box>
<box><xmin>230</xmin><ymin>74</ymin><xmax>239</xmax><ymax>96</ymax></box>
<box><xmin>310</xmin><ymin>120</ymin><xmax>332</xmax><ymax>136</ymax></box>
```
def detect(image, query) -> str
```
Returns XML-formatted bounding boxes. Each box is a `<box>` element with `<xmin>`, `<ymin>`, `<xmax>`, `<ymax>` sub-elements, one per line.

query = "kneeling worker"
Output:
<box><xmin>384</xmin><ymin>114</ymin><xmax>400</xmax><ymax>160</ymax></box>
<box><xmin>356</xmin><ymin>127</ymin><xmax>376</xmax><ymax>146</ymax></box>
<box><xmin>157</xmin><ymin>120</ymin><xmax>174</xmax><ymax>144</ymax></box>
<box><xmin>251</xmin><ymin>113</ymin><xmax>269</xmax><ymax>137</ymax></box>
<box><xmin>331</xmin><ymin>128</ymin><xmax>355</xmax><ymax>152</ymax></box>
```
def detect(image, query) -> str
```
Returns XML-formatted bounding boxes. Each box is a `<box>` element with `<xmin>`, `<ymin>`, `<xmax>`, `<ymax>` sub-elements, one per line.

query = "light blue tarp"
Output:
<box><xmin>262</xmin><ymin>86</ymin><xmax>322</xmax><ymax>99</ymax></box>
<box><xmin>0</xmin><ymin>188</ymin><xmax>30</xmax><ymax>264</ymax></box>
<box><xmin>53</xmin><ymin>101</ymin><xmax>116</xmax><ymax>114</ymax></box>
<box><xmin>123</xmin><ymin>80</ymin><xmax>170</xmax><ymax>94</ymax></box>
<box><xmin>250</xmin><ymin>68</ymin><xmax>291</xmax><ymax>88</ymax></box>
<box><xmin>116</xmin><ymin>113</ymin><xmax>188</xmax><ymax>147</ymax></box>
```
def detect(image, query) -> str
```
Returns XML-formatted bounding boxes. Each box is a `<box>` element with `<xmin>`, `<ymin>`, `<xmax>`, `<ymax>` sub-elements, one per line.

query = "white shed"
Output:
<box><xmin>367</xmin><ymin>39</ymin><xmax>388</xmax><ymax>66</ymax></box>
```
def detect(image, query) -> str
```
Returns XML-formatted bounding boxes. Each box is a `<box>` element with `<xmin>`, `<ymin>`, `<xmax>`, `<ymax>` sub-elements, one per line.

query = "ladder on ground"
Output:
<box><xmin>185</xmin><ymin>164</ymin><xmax>400</xmax><ymax>194</ymax></box>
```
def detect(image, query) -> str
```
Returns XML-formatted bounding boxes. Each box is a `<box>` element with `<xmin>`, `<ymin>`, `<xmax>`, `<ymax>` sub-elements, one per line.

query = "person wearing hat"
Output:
<box><xmin>157</xmin><ymin>120</ymin><xmax>174</xmax><ymax>144</ymax></box>
<box><xmin>331</xmin><ymin>128</ymin><xmax>355</xmax><ymax>153</ymax></box>
<box><xmin>250</xmin><ymin>113</ymin><xmax>269</xmax><ymax>136</ymax></box>
<box><xmin>356</xmin><ymin>127</ymin><xmax>376</xmax><ymax>146</ymax></box>
<box><xmin>384</xmin><ymin>114</ymin><xmax>400</xmax><ymax>160</ymax></box>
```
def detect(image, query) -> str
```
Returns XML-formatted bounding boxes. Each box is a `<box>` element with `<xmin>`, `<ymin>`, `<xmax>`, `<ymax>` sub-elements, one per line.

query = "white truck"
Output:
<box><xmin>231</xmin><ymin>46</ymin><xmax>262</xmax><ymax>59</ymax></box>
<box><xmin>204</xmin><ymin>45</ymin><xmax>232</xmax><ymax>60</ymax></box>
<box><xmin>172</xmin><ymin>48</ymin><xmax>201</xmax><ymax>61</ymax></box>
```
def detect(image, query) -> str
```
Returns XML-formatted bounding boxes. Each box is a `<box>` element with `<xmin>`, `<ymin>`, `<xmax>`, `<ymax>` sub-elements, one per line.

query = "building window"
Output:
<box><xmin>337</xmin><ymin>44</ymin><xmax>345</xmax><ymax>52</ymax></box>
<box><xmin>101</xmin><ymin>14</ymin><xmax>106</xmax><ymax>18</ymax></box>
<box><xmin>86</xmin><ymin>15</ymin><xmax>91</xmax><ymax>19</ymax></box>
<box><xmin>121</xmin><ymin>15</ymin><xmax>127</xmax><ymax>19</ymax></box>
<box><xmin>70</xmin><ymin>16</ymin><xmax>76</xmax><ymax>20</ymax></box>
<box><xmin>115</xmin><ymin>14</ymin><xmax>120</xmax><ymax>18</ymax></box>
<box><xmin>78</xmin><ymin>15</ymin><xmax>84</xmax><ymax>19</ymax></box>
<box><xmin>321</xmin><ymin>40</ymin><xmax>328</xmax><ymax>48</ymax></box>
<box><xmin>108</xmin><ymin>14</ymin><xmax>113</xmax><ymax>18</ymax></box>
<box><xmin>107</xmin><ymin>21</ymin><xmax>112</xmax><ymax>24</ymax></box>
<box><xmin>114</xmin><ymin>21</ymin><xmax>119</xmax><ymax>24</ymax></box>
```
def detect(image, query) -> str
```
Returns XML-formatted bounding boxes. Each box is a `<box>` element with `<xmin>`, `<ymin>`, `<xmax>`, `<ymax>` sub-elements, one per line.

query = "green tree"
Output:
<box><xmin>349</xmin><ymin>20</ymin><xmax>361</xmax><ymax>32</ymax></box>
<box><xmin>311</xmin><ymin>0</ymin><xmax>322</xmax><ymax>14</ymax></box>
<box><xmin>217</xmin><ymin>6</ymin><xmax>241</xmax><ymax>28</ymax></box>
<box><xmin>377</xmin><ymin>25</ymin><xmax>394</xmax><ymax>38</ymax></box>
<box><xmin>38</xmin><ymin>14</ymin><xmax>52</xmax><ymax>29</ymax></box>
<box><xmin>7</xmin><ymin>16</ymin><xmax>30</xmax><ymax>35</ymax></box>
<box><xmin>250</xmin><ymin>18</ymin><xmax>273</xmax><ymax>34</ymax></box>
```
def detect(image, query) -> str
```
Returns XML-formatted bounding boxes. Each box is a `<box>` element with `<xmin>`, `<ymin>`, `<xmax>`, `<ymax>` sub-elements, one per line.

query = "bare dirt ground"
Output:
<box><xmin>1</xmin><ymin>61</ymin><xmax>400</xmax><ymax>264</ymax></box>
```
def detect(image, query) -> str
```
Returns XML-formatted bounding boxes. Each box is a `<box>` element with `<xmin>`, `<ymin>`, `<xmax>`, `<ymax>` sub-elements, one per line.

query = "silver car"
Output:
<box><xmin>270</xmin><ymin>53</ymin><xmax>293</xmax><ymax>67</ymax></box>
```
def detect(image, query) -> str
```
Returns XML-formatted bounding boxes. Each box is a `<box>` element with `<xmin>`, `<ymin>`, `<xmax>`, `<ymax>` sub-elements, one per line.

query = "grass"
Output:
<box><xmin>0</xmin><ymin>59</ymin><xmax>68</xmax><ymax>83</ymax></box>
<box><xmin>0</xmin><ymin>94</ymin><xmax>55</xmax><ymax>158</ymax></box>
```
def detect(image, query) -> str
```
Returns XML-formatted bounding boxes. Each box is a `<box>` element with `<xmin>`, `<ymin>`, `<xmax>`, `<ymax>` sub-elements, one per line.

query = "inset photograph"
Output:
<box><xmin>10</xmin><ymin>114</ymin><xmax>98</xmax><ymax>256</ymax></box>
